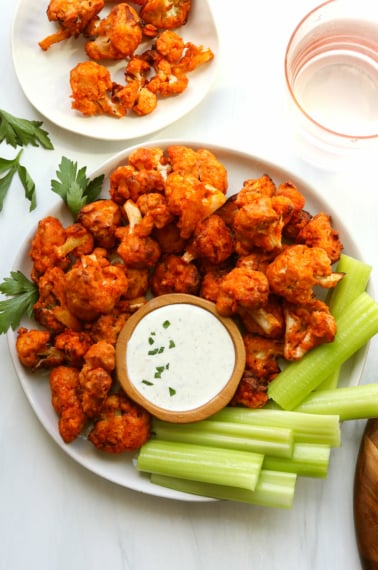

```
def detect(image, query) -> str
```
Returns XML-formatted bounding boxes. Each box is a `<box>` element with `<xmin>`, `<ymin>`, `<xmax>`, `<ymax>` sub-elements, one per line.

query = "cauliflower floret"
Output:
<box><xmin>243</xmin><ymin>334</ymin><xmax>284</xmax><ymax>378</ymax></box>
<box><xmin>140</xmin><ymin>0</ymin><xmax>191</xmax><ymax>30</ymax></box>
<box><xmin>238</xmin><ymin>295</ymin><xmax>284</xmax><ymax>339</ymax></box>
<box><xmin>136</xmin><ymin>192</ymin><xmax>174</xmax><ymax>233</ymax></box>
<box><xmin>115</xmin><ymin>200</ymin><xmax>161</xmax><ymax>268</ymax></box>
<box><xmin>54</xmin><ymin>329</ymin><xmax>93</xmax><ymax>367</ymax></box>
<box><xmin>230</xmin><ymin>370</ymin><xmax>270</xmax><ymax>409</ymax></box>
<box><xmin>233</xmin><ymin>196</ymin><xmax>288</xmax><ymax>252</ymax></box>
<box><xmin>88</xmin><ymin>392</ymin><xmax>151</xmax><ymax>453</ymax></box>
<box><xmin>77</xmin><ymin>199</ymin><xmax>122</xmax><ymax>249</ymax></box>
<box><xmin>109</xmin><ymin>147</ymin><xmax>168</xmax><ymax>204</ymax></box>
<box><xmin>150</xmin><ymin>253</ymin><xmax>201</xmax><ymax>296</ymax></box>
<box><xmin>283</xmin><ymin>299</ymin><xmax>337</xmax><ymax>360</ymax></box>
<box><xmin>16</xmin><ymin>328</ymin><xmax>64</xmax><ymax>369</ymax></box>
<box><xmin>85</xmin><ymin>3</ymin><xmax>143</xmax><ymax>61</ymax></box>
<box><xmin>152</xmin><ymin>221</ymin><xmax>188</xmax><ymax>254</ymax></box>
<box><xmin>33</xmin><ymin>266</ymin><xmax>82</xmax><ymax>333</ymax></box>
<box><xmin>215</xmin><ymin>267</ymin><xmax>270</xmax><ymax>317</ymax></box>
<box><xmin>50</xmin><ymin>365</ymin><xmax>86</xmax><ymax>443</ymax></box>
<box><xmin>296</xmin><ymin>211</ymin><xmax>343</xmax><ymax>264</ymax></box>
<box><xmin>266</xmin><ymin>244</ymin><xmax>344</xmax><ymax>305</ymax></box>
<box><xmin>65</xmin><ymin>250</ymin><xmax>128</xmax><ymax>321</ymax></box>
<box><xmin>70</xmin><ymin>61</ymin><xmax>124</xmax><ymax>118</ymax></box>
<box><xmin>182</xmin><ymin>214</ymin><xmax>234</xmax><ymax>265</ymax></box>
<box><xmin>39</xmin><ymin>0</ymin><xmax>105</xmax><ymax>50</ymax></box>
<box><xmin>29</xmin><ymin>216</ymin><xmax>70</xmax><ymax>280</ymax></box>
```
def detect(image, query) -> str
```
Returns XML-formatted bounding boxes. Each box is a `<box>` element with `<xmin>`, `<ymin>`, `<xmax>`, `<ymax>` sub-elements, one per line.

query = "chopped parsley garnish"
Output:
<box><xmin>169</xmin><ymin>339</ymin><xmax>176</xmax><ymax>349</ymax></box>
<box><xmin>162</xmin><ymin>320</ymin><xmax>171</xmax><ymax>329</ymax></box>
<box><xmin>169</xmin><ymin>387</ymin><xmax>176</xmax><ymax>397</ymax></box>
<box><xmin>142</xmin><ymin>380</ymin><xmax>154</xmax><ymax>386</ymax></box>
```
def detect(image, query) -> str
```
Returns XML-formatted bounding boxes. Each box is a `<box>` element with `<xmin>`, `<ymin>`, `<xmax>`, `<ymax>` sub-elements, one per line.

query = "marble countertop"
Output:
<box><xmin>1</xmin><ymin>1</ymin><xmax>377</xmax><ymax>569</ymax></box>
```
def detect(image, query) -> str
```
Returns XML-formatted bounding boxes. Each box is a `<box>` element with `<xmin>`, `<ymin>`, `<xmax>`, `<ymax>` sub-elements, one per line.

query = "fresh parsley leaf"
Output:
<box><xmin>0</xmin><ymin>109</ymin><xmax>54</xmax><ymax>149</ymax></box>
<box><xmin>0</xmin><ymin>271</ymin><xmax>39</xmax><ymax>334</ymax></box>
<box><xmin>51</xmin><ymin>156</ymin><xmax>104</xmax><ymax>219</ymax></box>
<box><xmin>0</xmin><ymin>150</ymin><xmax>36</xmax><ymax>212</ymax></box>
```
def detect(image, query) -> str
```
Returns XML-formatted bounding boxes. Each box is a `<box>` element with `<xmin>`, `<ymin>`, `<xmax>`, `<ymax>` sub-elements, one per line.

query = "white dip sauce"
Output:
<box><xmin>126</xmin><ymin>303</ymin><xmax>236</xmax><ymax>411</ymax></box>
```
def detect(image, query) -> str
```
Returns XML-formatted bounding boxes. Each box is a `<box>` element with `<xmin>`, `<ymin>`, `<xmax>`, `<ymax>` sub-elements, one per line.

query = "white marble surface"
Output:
<box><xmin>1</xmin><ymin>1</ymin><xmax>377</xmax><ymax>569</ymax></box>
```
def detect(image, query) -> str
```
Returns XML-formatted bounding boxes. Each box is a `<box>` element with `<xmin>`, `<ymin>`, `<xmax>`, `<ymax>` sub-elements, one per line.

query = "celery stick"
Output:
<box><xmin>296</xmin><ymin>384</ymin><xmax>378</xmax><ymax>421</ymax></box>
<box><xmin>268</xmin><ymin>292</ymin><xmax>378</xmax><ymax>410</ymax></box>
<box><xmin>327</xmin><ymin>254</ymin><xmax>372</xmax><ymax>319</ymax></box>
<box><xmin>212</xmin><ymin>407</ymin><xmax>341</xmax><ymax>447</ymax></box>
<box><xmin>152</xmin><ymin>419</ymin><xmax>294</xmax><ymax>458</ymax></box>
<box><xmin>263</xmin><ymin>443</ymin><xmax>331</xmax><ymax>478</ymax></box>
<box><xmin>137</xmin><ymin>440</ymin><xmax>264</xmax><ymax>491</ymax></box>
<box><xmin>150</xmin><ymin>470</ymin><xmax>297</xmax><ymax>509</ymax></box>
<box><xmin>319</xmin><ymin>254</ymin><xmax>372</xmax><ymax>391</ymax></box>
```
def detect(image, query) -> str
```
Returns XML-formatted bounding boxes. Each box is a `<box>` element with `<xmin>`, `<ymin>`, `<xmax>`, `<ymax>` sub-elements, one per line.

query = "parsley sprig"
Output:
<box><xmin>0</xmin><ymin>271</ymin><xmax>39</xmax><ymax>334</ymax></box>
<box><xmin>0</xmin><ymin>109</ymin><xmax>54</xmax><ymax>149</ymax></box>
<box><xmin>51</xmin><ymin>156</ymin><xmax>104</xmax><ymax>219</ymax></box>
<box><xmin>0</xmin><ymin>150</ymin><xmax>36</xmax><ymax>211</ymax></box>
<box><xmin>0</xmin><ymin>109</ymin><xmax>54</xmax><ymax>211</ymax></box>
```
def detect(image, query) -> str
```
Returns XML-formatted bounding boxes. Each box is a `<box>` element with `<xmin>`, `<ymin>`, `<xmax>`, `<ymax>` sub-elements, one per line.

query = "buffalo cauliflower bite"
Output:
<box><xmin>85</xmin><ymin>3</ymin><xmax>143</xmax><ymax>61</ymax></box>
<box><xmin>215</xmin><ymin>267</ymin><xmax>270</xmax><ymax>317</ymax></box>
<box><xmin>152</xmin><ymin>221</ymin><xmax>188</xmax><ymax>254</ymax></box>
<box><xmin>235</xmin><ymin>175</ymin><xmax>276</xmax><ymax>205</ymax></box>
<box><xmin>266</xmin><ymin>244</ymin><xmax>344</xmax><ymax>305</ymax></box>
<box><xmin>238</xmin><ymin>295</ymin><xmax>284</xmax><ymax>339</ymax></box>
<box><xmin>88</xmin><ymin>392</ymin><xmax>151</xmax><ymax>453</ymax></box>
<box><xmin>84</xmin><ymin>305</ymin><xmax>132</xmax><ymax>345</ymax></box>
<box><xmin>140</xmin><ymin>0</ymin><xmax>191</xmax><ymax>30</ymax></box>
<box><xmin>78</xmin><ymin>341</ymin><xmax>116</xmax><ymax>419</ymax></box>
<box><xmin>182</xmin><ymin>214</ymin><xmax>234</xmax><ymax>265</ymax></box>
<box><xmin>55</xmin><ymin>223</ymin><xmax>95</xmax><ymax>260</ymax></box>
<box><xmin>70</xmin><ymin>61</ymin><xmax>124</xmax><ymax>117</ymax></box>
<box><xmin>16</xmin><ymin>328</ymin><xmax>64</xmax><ymax>369</ymax></box>
<box><xmin>53</xmin><ymin>329</ymin><xmax>93</xmax><ymax>367</ymax></box>
<box><xmin>65</xmin><ymin>250</ymin><xmax>128</xmax><ymax>321</ymax></box>
<box><xmin>243</xmin><ymin>334</ymin><xmax>284</xmax><ymax>379</ymax></box>
<box><xmin>39</xmin><ymin>0</ymin><xmax>105</xmax><ymax>50</ymax></box>
<box><xmin>296</xmin><ymin>211</ymin><xmax>343</xmax><ymax>264</ymax></box>
<box><xmin>115</xmin><ymin>200</ymin><xmax>162</xmax><ymax>268</ymax></box>
<box><xmin>136</xmin><ymin>192</ymin><xmax>174</xmax><ymax>233</ymax></box>
<box><xmin>33</xmin><ymin>266</ymin><xmax>82</xmax><ymax>333</ymax></box>
<box><xmin>165</xmin><ymin>172</ymin><xmax>226</xmax><ymax>239</ymax></box>
<box><xmin>230</xmin><ymin>370</ymin><xmax>270</xmax><ymax>409</ymax></box>
<box><xmin>109</xmin><ymin>147</ymin><xmax>169</xmax><ymax>204</ymax></box>
<box><xmin>29</xmin><ymin>216</ymin><xmax>69</xmax><ymax>279</ymax></box>
<box><xmin>77</xmin><ymin>199</ymin><xmax>122</xmax><ymax>248</ymax></box>
<box><xmin>150</xmin><ymin>253</ymin><xmax>201</xmax><ymax>296</ymax></box>
<box><xmin>155</xmin><ymin>29</ymin><xmax>185</xmax><ymax>62</ymax></box>
<box><xmin>50</xmin><ymin>365</ymin><xmax>86</xmax><ymax>443</ymax></box>
<box><xmin>199</xmin><ymin>267</ymin><xmax>230</xmax><ymax>303</ymax></box>
<box><xmin>283</xmin><ymin>299</ymin><xmax>337</xmax><ymax>361</ymax></box>
<box><xmin>233</xmin><ymin>196</ymin><xmax>288</xmax><ymax>252</ymax></box>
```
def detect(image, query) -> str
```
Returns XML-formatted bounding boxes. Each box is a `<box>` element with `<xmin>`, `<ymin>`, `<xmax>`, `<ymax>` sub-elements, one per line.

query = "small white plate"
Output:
<box><xmin>7</xmin><ymin>140</ymin><xmax>369</xmax><ymax>501</ymax></box>
<box><xmin>11</xmin><ymin>0</ymin><xmax>219</xmax><ymax>141</ymax></box>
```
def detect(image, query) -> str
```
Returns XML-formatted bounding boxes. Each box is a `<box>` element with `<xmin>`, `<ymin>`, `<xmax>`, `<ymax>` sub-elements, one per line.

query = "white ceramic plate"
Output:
<box><xmin>7</xmin><ymin>140</ymin><xmax>369</xmax><ymax>501</ymax></box>
<box><xmin>11</xmin><ymin>0</ymin><xmax>219</xmax><ymax>141</ymax></box>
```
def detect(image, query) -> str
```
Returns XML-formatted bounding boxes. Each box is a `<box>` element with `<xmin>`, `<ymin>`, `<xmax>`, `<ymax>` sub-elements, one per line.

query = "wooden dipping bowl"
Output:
<box><xmin>354</xmin><ymin>418</ymin><xmax>378</xmax><ymax>569</ymax></box>
<box><xmin>116</xmin><ymin>293</ymin><xmax>246</xmax><ymax>423</ymax></box>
